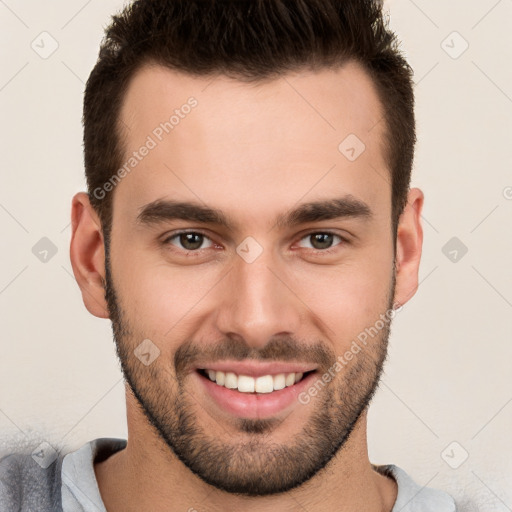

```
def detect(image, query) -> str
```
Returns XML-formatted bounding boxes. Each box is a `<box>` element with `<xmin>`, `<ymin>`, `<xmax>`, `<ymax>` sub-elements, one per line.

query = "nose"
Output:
<box><xmin>214</xmin><ymin>245</ymin><xmax>303</xmax><ymax>349</ymax></box>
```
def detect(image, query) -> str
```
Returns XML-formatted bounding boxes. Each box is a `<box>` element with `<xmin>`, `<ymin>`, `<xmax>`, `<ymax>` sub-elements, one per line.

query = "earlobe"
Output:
<box><xmin>393</xmin><ymin>187</ymin><xmax>424</xmax><ymax>308</ymax></box>
<box><xmin>69</xmin><ymin>192</ymin><xmax>109</xmax><ymax>319</ymax></box>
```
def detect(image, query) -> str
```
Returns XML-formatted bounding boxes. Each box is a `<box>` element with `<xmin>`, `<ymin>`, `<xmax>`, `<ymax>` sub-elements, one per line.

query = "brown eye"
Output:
<box><xmin>164</xmin><ymin>231</ymin><xmax>214</xmax><ymax>251</ymax></box>
<box><xmin>297</xmin><ymin>232</ymin><xmax>345</xmax><ymax>252</ymax></box>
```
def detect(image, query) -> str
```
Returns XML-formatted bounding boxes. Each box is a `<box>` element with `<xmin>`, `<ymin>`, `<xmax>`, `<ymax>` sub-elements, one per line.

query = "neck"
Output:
<box><xmin>94</xmin><ymin>393</ymin><xmax>397</xmax><ymax>512</ymax></box>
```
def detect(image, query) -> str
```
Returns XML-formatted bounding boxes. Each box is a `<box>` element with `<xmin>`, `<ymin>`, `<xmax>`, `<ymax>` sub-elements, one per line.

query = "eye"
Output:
<box><xmin>163</xmin><ymin>231</ymin><xmax>215</xmax><ymax>252</ymax></box>
<box><xmin>296</xmin><ymin>232</ymin><xmax>346</xmax><ymax>253</ymax></box>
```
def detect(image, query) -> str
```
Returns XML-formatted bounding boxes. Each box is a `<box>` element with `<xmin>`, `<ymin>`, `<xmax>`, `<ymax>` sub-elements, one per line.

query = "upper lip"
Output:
<box><xmin>196</xmin><ymin>361</ymin><xmax>318</xmax><ymax>378</ymax></box>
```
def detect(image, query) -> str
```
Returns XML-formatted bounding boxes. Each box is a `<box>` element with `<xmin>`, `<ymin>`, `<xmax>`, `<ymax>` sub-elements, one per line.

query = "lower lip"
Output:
<box><xmin>195</xmin><ymin>370</ymin><xmax>317</xmax><ymax>419</ymax></box>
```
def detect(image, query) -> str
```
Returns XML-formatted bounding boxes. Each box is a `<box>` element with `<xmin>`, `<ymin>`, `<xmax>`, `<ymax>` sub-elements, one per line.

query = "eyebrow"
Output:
<box><xmin>136</xmin><ymin>195</ymin><xmax>373</xmax><ymax>231</ymax></box>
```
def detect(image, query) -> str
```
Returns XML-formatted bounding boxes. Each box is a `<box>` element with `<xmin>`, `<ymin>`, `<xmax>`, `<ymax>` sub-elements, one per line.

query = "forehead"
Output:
<box><xmin>114</xmin><ymin>61</ymin><xmax>389</xmax><ymax>224</ymax></box>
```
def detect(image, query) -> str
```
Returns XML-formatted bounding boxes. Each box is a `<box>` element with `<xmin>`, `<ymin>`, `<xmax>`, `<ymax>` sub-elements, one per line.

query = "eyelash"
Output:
<box><xmin>161</xmin><ymin>230</ymin><xmax>348</xmax><ymax>256</ymax></box>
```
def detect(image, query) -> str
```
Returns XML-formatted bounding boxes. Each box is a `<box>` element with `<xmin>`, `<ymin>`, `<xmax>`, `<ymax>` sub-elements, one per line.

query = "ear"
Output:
<box><xmin>393</xmin><ymin>187</ymin><xmax>424</xmax><ymax>307</ymax></box>
<box><xmin>69</xmin><ymin>192</ymin><xmax>109</xmax><ymax>318</ymax></box>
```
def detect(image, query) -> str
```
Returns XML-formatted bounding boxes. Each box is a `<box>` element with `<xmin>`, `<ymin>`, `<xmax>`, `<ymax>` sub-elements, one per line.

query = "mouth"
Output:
<box><xmin>194</xmin><ymin>366</ymin><xmax>319</xmax><ymax>419</ymax></box>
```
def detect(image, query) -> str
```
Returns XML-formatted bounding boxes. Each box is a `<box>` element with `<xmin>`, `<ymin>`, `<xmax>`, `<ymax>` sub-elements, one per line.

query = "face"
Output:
<box><xmin>100</xmin><ymin>61</ymin><xmax>401</xmax><ymax>495</ymax></box>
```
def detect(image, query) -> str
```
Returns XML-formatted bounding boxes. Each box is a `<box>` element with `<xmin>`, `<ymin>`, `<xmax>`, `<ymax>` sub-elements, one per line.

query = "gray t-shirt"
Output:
<box><xmin>0</xmin><ymin>437</ymin><xmax>457</xmax><ymax>511</ymax></box>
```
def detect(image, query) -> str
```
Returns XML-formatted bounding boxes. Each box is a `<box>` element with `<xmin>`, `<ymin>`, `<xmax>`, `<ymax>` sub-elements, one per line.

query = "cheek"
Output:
<box><xmin>297</xmin><ymin>252</ymin><xmax>393</xmax><ymax>346</ymax></box>
<box><xmin>113</xmin><ymin>249</ymin><xmax>219</xmax><ymax>337</ymax></box>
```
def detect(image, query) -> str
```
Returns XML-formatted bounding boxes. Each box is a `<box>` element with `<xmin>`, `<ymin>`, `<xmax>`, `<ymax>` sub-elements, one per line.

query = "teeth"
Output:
<box><xmin>204</xmin><ymin>370</ymin><xmax>307</xmax><ymax>393</ymax></box>
<box><xmin>215</xmin><ymin>371</ymin><xmax>225</xmax><ymax>386</ymax></box>
<box><xmin>255</xmin><ymin>375</ymin><xmax>274</xmax><ymax>393</ymax></box>
<box><xmin>238</xmin><ymin>375</ymin><xmax>255</xmax><ymax>392</ymax></box>
<box><xmin>224</xmin><ymin>371</ymin><xmax>238</xmax><ymax>389</ymax></box>
<box><xmin>285</xmin><ymin>373</ymin><xmax>295</xmax><ymax>386</ymax></box>
<box><xmin>273</xmin><ymin>373</ymin><xmax>286</xmax><ymax>390</ymax></box>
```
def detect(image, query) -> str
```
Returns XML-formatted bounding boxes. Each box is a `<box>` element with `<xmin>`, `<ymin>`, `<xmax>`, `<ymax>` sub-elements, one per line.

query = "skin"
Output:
<box><xmin>70</xmin><ymin>60</ymin><xmax>424</xmax><ymax>511</ymax></box>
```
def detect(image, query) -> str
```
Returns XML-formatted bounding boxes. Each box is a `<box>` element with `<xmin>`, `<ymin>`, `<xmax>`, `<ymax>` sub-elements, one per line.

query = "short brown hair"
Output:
<box><xmin>83</xmin><ymin>0</ymin><xmax>415</xmax><ymax>238</ymax></box>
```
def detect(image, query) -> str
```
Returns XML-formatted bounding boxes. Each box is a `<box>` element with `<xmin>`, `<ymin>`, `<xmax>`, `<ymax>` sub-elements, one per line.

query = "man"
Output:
<box><xmin>0</xmin><ymin>0</ymin><xmax>458</xmax><ymax>510</ymax></box>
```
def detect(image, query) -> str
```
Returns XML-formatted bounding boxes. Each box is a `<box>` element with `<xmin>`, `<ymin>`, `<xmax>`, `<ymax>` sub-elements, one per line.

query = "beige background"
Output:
<box><xmin>1</xmin><ymin>1</ymin><xmax>511</xmax><ymax>510</ymax></box>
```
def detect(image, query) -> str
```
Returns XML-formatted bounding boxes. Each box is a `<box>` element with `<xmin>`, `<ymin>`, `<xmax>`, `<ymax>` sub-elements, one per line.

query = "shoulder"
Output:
<box><xmin>374</xmin><ymin>464</ymin><xmax>457</xmax><ymax>512</ymax></box>
<box><xmin>0</xmin><ymin>451</ymin><xmax>63</xmax><ymax>512</ymax></box>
